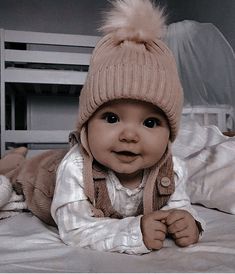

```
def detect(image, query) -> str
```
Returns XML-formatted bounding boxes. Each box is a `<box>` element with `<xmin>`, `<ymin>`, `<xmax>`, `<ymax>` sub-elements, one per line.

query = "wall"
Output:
<box><xmin>0</xmin><ymin>0</ymin><xmax>107</xmax><ymax>35</ymax></box>
<box><xmin>163</xmin><ymin>0</ymin><xmax>235</xmax><ymax>51</ymax></box>
<box><xmin>0</xmin><ymin>0</ymin><xmax>234</xmax><ymax>50</ymax></box>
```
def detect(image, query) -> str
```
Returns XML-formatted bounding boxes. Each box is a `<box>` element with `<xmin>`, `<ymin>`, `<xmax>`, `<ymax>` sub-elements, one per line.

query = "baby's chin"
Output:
<box><xmin>108</xmin><ymin>162</ymin><xmax>140</xmax><ymax>173</ymax></box>
<box><xmin>112</xmin><ymin>161</ymin><xmax>157</xmax><ymax>173</ymax></box>
<box><xmin>112</xmin><ymin>167</ymin><xmax>145</xmax><ymax>179</ymax></box>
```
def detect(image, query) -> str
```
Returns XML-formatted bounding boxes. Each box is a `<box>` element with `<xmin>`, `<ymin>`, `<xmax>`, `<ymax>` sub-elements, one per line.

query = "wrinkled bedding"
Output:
<box><xmin>0</xmin><ymin>205</ymin><xmax>235</xmax><ymax>273</ymax></box>
<box><xmin>1</xmin><ymin>118</ymin><xmax>235</xmax><ymax>273</ymax></box>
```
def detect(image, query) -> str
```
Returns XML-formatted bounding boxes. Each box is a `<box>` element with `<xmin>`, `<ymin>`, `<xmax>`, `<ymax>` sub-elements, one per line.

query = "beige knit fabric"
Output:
<box><xmin>77</xmin><ymin>4</ymin><xmax>183</xmax><ymax>141</ymax></box>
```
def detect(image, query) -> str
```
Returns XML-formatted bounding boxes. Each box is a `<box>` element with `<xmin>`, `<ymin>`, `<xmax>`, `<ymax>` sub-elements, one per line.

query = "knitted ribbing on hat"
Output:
<box><xmin>77</xmin><ymin>0</ymin><xmax>183</xmax><ymax>142</ymax></box>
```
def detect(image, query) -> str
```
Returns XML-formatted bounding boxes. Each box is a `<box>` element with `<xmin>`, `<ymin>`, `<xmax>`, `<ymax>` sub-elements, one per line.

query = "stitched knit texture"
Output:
<box><xmin>76</xmin><ymin>0</ymin><xmax>184</xmax><ymax>214</ymax></box>
<box><xmin>77</xmin><ymin>1</ymin><xmax>183</xmax><ymax>141</ymax></box>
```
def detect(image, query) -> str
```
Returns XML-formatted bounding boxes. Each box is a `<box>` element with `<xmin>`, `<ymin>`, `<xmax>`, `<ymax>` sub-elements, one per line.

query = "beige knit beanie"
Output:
<box><xmin>77</xmin><ymin>0</ymin><xmax>183</xmax><ymax>142</ymax></box>
<box><xmin>76</xmin><ymin>0</ymin><xmax>184</xmax><ymax>214</ymax></box>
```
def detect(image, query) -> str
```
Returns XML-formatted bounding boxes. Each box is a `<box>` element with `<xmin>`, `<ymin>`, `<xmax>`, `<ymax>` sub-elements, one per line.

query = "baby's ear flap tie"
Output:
<box><xmin>79</xmin><ymin>127</ymin><xmax>96</xmax><ymax>207</ymax></box>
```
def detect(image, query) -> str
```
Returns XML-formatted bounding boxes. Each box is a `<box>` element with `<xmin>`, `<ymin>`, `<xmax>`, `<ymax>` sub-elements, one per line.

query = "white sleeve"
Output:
<box><xmin>51</xmin><ymin>146</ymin><xmax>149</xmax><ymax>255</ymax></box>
<box><xmin>161</xmin><ymin>157</ymin><xmax>206</xmax><ymax>231</ymax></box>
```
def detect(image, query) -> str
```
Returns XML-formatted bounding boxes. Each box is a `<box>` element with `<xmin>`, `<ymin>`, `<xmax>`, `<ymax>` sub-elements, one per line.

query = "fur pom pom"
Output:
<box><xmin>100</xmin><ymin>0</ymin><xmax>166</xmax><ymax>42</ymax></box>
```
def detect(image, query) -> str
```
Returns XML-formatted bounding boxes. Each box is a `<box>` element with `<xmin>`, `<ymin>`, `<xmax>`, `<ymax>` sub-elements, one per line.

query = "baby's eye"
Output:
<box><xmin>143</xmin><ymin>118</ymin><xmax>160</xmax><ymax>128</ymax></box>
<box><xmin>102</xmin><ymin>112</ymin><xmax>119</xmax><ymax>123</ymax></box>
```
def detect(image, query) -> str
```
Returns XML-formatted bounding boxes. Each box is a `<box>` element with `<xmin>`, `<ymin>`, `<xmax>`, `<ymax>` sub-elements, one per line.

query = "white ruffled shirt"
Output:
<box><xmin>51</xmin><ymin>144</ymin><xmax>204</xmax><ymax>255</ymax></box>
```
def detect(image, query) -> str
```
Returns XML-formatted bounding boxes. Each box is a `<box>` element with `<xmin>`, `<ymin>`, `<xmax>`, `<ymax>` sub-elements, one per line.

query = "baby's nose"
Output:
<box><xmin>119</xmin><ymin>126</ymin><xmax>140</xmax><ymax>143</ymax></box>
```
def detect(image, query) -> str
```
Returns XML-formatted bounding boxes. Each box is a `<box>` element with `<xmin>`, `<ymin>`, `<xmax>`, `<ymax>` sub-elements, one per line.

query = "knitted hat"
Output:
<box><xmin>76</xmin><ymin>0</ymin><xmax>184</xmax><ymax>215</ymax></box>
<box><xmin>77</xmin><ymin>0</ymin><xmax>183</xmax><ymax>141</ymax></box>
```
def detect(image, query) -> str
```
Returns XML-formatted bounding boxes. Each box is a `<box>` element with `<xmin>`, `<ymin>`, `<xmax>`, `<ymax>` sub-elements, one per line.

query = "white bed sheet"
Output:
<box><xmin>0</xmin><ymin>205</ymin><xmax>235</xmax><ymax>273</ymax></box>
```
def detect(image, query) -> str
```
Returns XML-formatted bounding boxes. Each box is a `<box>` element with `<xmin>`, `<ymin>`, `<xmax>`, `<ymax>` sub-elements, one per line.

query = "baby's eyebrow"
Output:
<box><xmin>100</xmin><ymin>108</ymin><xmax>117</xmax><ymax>114</ymax></box>
<box><xmin>149</xmin><ymin>110</ymin><xmax>165</xmax><ymax>117</ymax></box>
<box><xmin>149</xmin><ymin>109</ymin><xmax>168</xmax><ymax>122</ymax></box>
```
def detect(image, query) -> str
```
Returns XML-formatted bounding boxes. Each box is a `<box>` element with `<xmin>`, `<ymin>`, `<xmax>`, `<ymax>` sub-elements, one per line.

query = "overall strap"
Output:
<box><xmin>94</xmin><ymin>179</ymin><xmax>123</xmax><ymax>219</ymax></box>
<box><xmin>137</xmin><ymin>153</ymin><xmax>175</xmax><ymax>215</ymax></box>
<box><xmin>143</xmin><ymin>145</ymin><xmax>175</xmax><ymax>215</ymax></box>
<box><xmin>153</xmin><ymin>155</ymin><xmax>175</xmax><ymax>210</ymax></box>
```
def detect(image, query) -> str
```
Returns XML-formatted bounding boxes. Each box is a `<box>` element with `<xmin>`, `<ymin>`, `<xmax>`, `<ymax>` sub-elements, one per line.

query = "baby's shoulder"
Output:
<box><xmin>59</xmin><ymin>144</ymin><xmax>84</xmax><ymax>170</ymax></box>
<box><xmin>172</xmin><ymin>156</ymin><xmax>188</xmax><ymax>181</ymax></box>
<box><xmin>56</xmin><ymin>144</ymin><xmax>86</xmax><ymax>189</ymax></box>
<box><xmin>173</xmin><ymin>156</ymin><xmax>186</xmax><ymax>169</ymax></box>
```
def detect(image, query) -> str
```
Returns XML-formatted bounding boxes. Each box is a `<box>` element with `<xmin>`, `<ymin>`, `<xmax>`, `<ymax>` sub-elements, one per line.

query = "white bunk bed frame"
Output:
<box><xmin>0</xmin><ymin>29</ymin><xmax>233</xmax><ymax>157</ymax></box>
<box><xmin>0</xmin><ymin>28</ymin><xmax>99</xmax><ymax>156</ymax></box>
<box><xmin>183</xmin><ymin>105</ymin><xmax>234</xmax><ymax>132</ymax></box>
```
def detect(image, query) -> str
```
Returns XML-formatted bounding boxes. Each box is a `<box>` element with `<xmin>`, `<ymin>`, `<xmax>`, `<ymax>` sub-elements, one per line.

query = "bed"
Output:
<box><xmin>0</xmin><ymin>118</ymin><xmax>235</xmax><ymax>272</ymax></box>
<box><xmin>0</xmin><ymin>204</ymin><xmax>235</xmax><ymax>273</ymax></box>
<box><xmin>1</xmin><ymin>21</ymin><xmax>235</xmax><ymax>272</ymax></box>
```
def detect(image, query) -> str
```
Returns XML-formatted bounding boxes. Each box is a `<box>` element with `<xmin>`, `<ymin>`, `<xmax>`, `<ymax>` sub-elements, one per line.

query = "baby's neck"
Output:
<box><xmin>115</xmin><ymin>171</ymin><xmax>143</xmax><ymax>190</ymax></box>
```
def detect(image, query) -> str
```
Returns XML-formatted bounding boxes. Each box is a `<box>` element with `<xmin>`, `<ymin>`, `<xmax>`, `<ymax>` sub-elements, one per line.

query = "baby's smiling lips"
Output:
<box><xmin>113</xmin><ymin>150</ymin><xmax>139</xmax><ymax>162</ymax></box>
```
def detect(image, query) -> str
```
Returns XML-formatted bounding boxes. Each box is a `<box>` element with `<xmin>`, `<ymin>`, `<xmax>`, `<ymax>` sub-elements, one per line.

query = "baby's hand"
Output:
<box><xmin>166</xmin><ymin>209</ymin><xmax>199</xmax><ymax>247</ymax></box>
<box><xmin>141</xmin><ymin>210</ymin><xmax>169</xmax><ymax>250</ymax></box>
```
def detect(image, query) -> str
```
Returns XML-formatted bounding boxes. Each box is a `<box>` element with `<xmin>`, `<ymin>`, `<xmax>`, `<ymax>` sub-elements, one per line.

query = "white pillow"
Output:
<box><xmin>173</xmin><ymin>116</ymin><xmax>227</xmax><ymax>159</ymax></box>
<box><xmin>185</xmin><ymin>138</ymin><xmax>235</xmax><ymax>214</ymax></box>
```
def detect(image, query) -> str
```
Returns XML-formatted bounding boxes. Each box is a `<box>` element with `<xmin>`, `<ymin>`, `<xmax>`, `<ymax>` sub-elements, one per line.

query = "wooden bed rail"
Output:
<box><xmin>0</xmin><ymin>29</ymin><xmax>100</xmax><ymax>156</ymax></box>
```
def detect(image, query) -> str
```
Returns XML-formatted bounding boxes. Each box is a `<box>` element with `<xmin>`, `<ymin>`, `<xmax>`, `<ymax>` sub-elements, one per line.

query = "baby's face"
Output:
<box><xmin>87</xmin><ymin>99</ymin><xmax>169</xmax><ymax>180</ymax></box>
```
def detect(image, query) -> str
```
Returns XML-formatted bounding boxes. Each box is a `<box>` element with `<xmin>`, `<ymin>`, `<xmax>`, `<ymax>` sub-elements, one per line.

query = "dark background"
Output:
<box><xmin>0</xmin><ymin>0</ymin><xmax>234</xmax><ymax>50</ymax></box>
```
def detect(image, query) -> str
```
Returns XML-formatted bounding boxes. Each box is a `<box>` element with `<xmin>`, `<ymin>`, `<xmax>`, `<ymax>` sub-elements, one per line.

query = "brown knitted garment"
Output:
<box><xmin>0</xmin><ymin>148</ymin><xmax>68</xmax><ymax>226</ymax></box>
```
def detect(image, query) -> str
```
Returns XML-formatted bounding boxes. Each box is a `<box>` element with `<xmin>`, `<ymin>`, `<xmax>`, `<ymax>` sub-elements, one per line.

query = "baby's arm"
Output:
<box><xmin>55</xmin><ymin>200</ymin><xmax>149</xmax><ymax>254</ymax></box>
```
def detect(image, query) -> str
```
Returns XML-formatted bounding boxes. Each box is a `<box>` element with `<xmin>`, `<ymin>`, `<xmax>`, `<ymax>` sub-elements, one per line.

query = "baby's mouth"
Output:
<box><xmin>113</xmin><ymin>151</ymin><xmax>140</xmax><ymax>163</ymax></box>
<box><xmin>115</xmin><ymin>151</ymin><xmax>138</xmax><ymax>157</ymax></box>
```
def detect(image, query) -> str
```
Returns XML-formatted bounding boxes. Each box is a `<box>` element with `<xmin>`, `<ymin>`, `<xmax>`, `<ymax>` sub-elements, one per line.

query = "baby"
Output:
<box><xmin>51</xmin><ymin>0</ymin><xmax>204</xmax><ymax>254</ymax></box>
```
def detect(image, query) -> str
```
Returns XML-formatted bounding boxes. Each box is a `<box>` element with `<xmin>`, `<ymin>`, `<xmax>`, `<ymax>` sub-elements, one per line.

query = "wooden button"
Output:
<box><xmin>160</xmin><ymin>177</ymin><xmax>171</xmax><ymax>187</ymax></box>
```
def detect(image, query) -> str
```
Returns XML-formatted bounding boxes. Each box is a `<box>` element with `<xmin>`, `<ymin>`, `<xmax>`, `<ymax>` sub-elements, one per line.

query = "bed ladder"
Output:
<box><xmin>0</xmin><ymin>28</ymin><xmax>99</xmax><ymax>157</ymax></box>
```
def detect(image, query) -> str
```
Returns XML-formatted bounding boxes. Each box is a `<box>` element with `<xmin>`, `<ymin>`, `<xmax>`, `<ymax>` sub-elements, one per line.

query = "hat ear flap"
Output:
<box><xmin>79</xmin><ymin>126</ymin><xmax>95</xmax><ymax>205</ymax></box>
<box><xmin>80</xmin><ymin>126</ymin><xmax>92</xmax><ymax>157</ymax></box>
